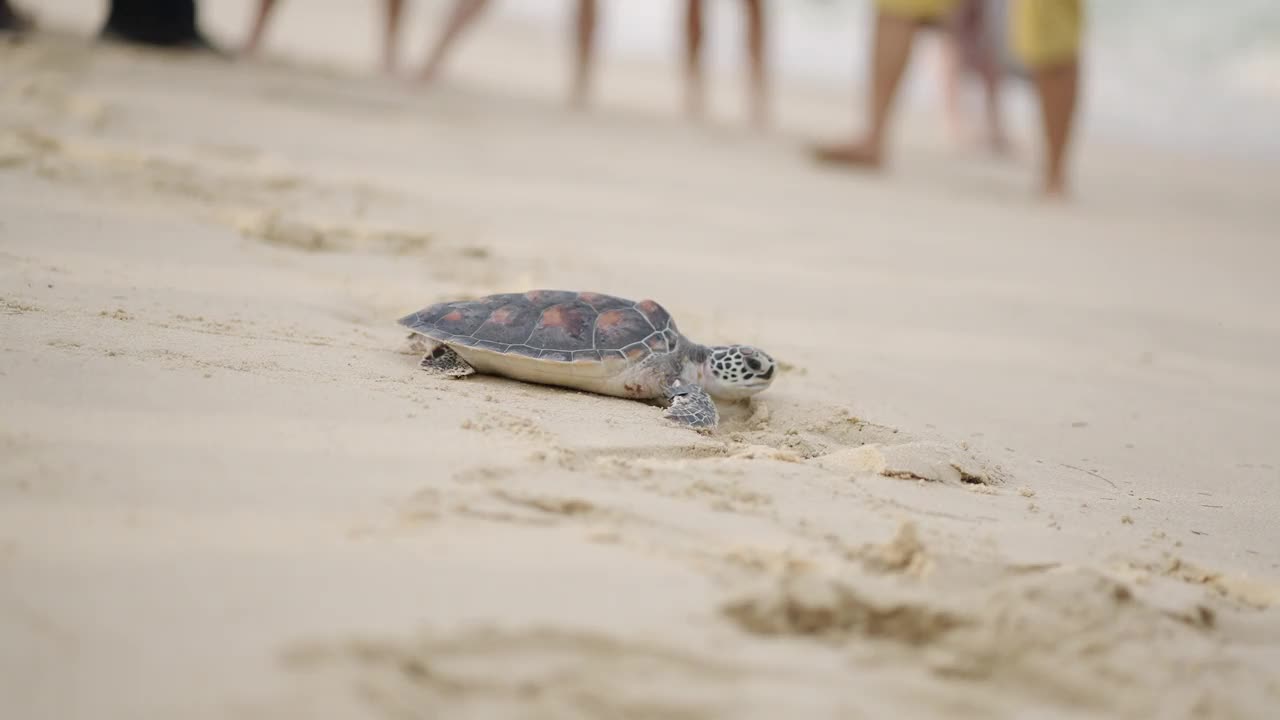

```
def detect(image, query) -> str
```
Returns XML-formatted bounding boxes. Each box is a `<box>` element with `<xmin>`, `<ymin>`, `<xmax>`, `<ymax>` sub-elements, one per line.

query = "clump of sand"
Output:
<box><xmin>810</xmin><ymin>440</ymin><xmax>1007</xmax><ymax>485</ymax></box>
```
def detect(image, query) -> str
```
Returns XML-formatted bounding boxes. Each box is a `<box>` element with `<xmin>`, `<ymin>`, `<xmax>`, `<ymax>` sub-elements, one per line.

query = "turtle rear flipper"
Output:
<box><xmin>420</xmin><ymin>345</ymin><xmax>475</xmax><ymax>379</ymax></box>
<box><xmin>664</xmin><ymin>383</ymin><xmax>718</xmax><ymax>429</ymax></box>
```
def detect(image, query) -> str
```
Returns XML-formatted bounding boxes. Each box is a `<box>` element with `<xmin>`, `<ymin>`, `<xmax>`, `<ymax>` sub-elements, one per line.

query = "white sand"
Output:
<box><xmin>3</xmin><ymin>2</ymin><xmax>1280</xmax><ymax>718</ymax></box>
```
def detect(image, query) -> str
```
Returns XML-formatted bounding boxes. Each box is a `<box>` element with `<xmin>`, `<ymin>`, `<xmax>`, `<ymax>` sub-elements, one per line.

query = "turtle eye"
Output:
<box><xmin>745</xmin><ymin>358</ymin><xmax>761</xmax><ymax>371</ymax></box>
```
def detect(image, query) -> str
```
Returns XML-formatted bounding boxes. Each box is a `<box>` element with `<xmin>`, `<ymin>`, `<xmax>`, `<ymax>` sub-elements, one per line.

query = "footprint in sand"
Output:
<box><xmin>232</xmin><ymin>210</ymin><xmax>437</xmax><ymax>256</ymax></box>
<box><xmin>721</xmin><ymin>542</ymin><xmax>1276</xmax><ymax>716</ymax></box>
<box><xmin>97</xmin><ymin>308</ymin><xmax>134</xmax><ymax>322</ymax></box>
<box><xmin>722</xmin><ymin>569</ymin><xmax>966</xmax><ymax>645</ymax></box>
<box><xmin>230</xmin><ymin>209</ymin><xmax>494</xmax><ymax>278</ymax></box>
<box><xmin>1</xmin><ymin>298</ymin><xmax>41</xmax><ymax>315</ymax></box>
<box><xmin>280</xmin><ymin>626</ymin><xmax>750</xmax><ymax>719</ymax></box>
<box><xmin>490</xmin><ymin>489</ymin><xmax>598</xmax><ymax>518</ymax></box>
<box><xmin>459</xmin><ymin>410</ymin><xmax>554</xmax><ymax>443</ymax></box>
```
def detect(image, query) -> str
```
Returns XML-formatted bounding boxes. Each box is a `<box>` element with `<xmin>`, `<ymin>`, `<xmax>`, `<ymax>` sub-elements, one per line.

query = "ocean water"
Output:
<box><xmin>492</xmin><ymin>0</ymin><xmax>1280</xmax><ymax>159</ymax></box>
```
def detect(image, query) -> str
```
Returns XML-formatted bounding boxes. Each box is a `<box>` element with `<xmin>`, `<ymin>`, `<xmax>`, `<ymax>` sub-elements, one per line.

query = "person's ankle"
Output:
<box><xmin>811</xmin><ymin>138</ymin><xmax>884</xmax><ymax>168</ymax></box>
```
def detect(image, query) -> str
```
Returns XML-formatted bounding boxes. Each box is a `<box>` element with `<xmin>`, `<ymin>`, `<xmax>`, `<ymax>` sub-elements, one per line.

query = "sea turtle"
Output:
<box><xmin>397</xmin><ymin>290</ymin><xmax>776</xmax><ymax>428</ymax></box>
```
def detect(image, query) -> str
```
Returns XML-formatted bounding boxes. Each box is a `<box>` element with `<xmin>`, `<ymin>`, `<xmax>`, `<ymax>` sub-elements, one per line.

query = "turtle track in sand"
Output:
<box><xmin>277</xmin><ymin>529</ymin><xmax>1280</xmax><ymax>720</ymax></box>
<box><xmin>348</xmin><ymin>389</ymin><xmax>1280</xmax><ymax>717</ymax></box>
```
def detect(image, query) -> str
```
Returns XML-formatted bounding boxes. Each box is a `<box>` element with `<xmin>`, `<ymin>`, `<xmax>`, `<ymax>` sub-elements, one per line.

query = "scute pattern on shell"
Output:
<box><xmin>399</xmin><ymin>290</ymin><xmax>680</xmax><ymax>363</ymax></box>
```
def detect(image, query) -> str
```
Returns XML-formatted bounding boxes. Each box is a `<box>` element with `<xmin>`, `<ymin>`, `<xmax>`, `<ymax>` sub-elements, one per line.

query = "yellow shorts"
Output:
<box><xmin>874</xmin><ymin>0</ymin><xmax>957</xmax><ymax>22</ymax></box>
<box><xmin>1010</xmin><ymin>0</ymin><xmax>1083</xmax><ymax>69</ymax></box>
<box><xmin>875</xmin><ymin>0</ymin><xmax>1083</xmax><ymax>69</ymax></box>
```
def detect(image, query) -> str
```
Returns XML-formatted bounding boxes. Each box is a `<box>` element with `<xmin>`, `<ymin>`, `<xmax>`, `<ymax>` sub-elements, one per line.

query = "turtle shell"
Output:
<box><xmin>398</xmin><ymin>290</ymin><xmax>681</xmax><ymax>365</ymax></box>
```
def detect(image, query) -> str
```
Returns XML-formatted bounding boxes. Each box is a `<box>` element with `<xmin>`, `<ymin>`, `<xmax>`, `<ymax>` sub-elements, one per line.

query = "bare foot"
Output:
<box><xmin>382</xmin><ymin>59</ymin><xmax>397</xmax><ymax>76</ymax></box>
<box><xmin>949</xmin><ymin>126</ymin><xmax>1015</xmax><ymax>158</ymax></box>
<box><xmin>987</xmin><ymin>132</ymin><xmax>1015</xmax><ymax>157</ymax></box>
<box><xmin>684</xmin><ymin>90</ymin><xmax>706</xmax><ymax>123</ymax></box>
<box><xmin>811</xmin><ymin>141</ymin><xmax>883</xmax><ymax>169</ymax></box>
<box><xmin>748</xmin><ymin>99</ymin><xmax>771</xmax><ymax>133</ymax></box>
<box><xmin>568</xmin><ymin>75</ymin><xmax>591</xmax><ymax>111</ymax></box>
<box><xmin>1041</xmin><ymin>178</ymin><xmax>1069</xmax><ymax>201</ymax></box>
<box><xmin>946</xmin><ymin>116</ymin><xmax>968</xmax><ymax>148</ymax></box>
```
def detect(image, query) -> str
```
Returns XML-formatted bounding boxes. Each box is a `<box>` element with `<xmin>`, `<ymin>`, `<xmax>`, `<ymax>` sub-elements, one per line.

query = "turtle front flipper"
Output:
<box><xmin>420</xmin><ymin>345</ymin><xmax>475</xmax><ymax>378</ymax></box>
<box><xmin>663</xmin><ymin>382</ymin><xmax>719</xmax><ymax>429</ymax></box>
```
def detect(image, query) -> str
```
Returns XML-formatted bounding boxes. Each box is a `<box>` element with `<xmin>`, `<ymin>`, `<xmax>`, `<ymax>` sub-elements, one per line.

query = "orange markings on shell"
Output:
<box><xmin>635</xmin><ymin>299</ymin><xmax>669</xmax><ymax>328</ymax></box>
<box><xmin>596</xmin><ymin>309</ymin><xmax>629</xmax><ymax>329</ymax></box>
<box><xmin>540</xmin><ymin>305</ymin><xmax>568</xmax><ymax>328</ymax></box>
<box><xmin>526</xmin><ymin>290</ymin><xmax>563</xmax><ymax>303</ymax></box>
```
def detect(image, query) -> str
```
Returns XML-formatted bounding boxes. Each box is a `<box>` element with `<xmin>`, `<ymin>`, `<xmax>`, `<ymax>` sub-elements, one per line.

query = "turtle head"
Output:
<box><xmin>700</xmin><ymin>345</ymin><xmax>776</xmax><ymax>400</ymax></box>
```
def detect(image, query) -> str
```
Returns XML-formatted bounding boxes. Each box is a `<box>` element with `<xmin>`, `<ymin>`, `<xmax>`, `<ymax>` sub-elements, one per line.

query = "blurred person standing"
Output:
<box><xmin>1</xmin><ymin>0</ymin><xmax>216</xmax><ymax>48</ymax></box>
<box><xmin>813</xmin><ymin>0</ymin><xmax>1083</xmax><ymax>198</ymax></box>
<box><xmin>418</xmin><ymin>0</ymin><xmax>771</xmax><ymax>127</ymax></box>
<box><xmin>0</xmin><ymin>0</ymin><xmax>33</xmax><ymax>32</ymax></box>
<box><xmin>682</xmin><ymin>0</ymin><xmax>770</xmax><ymax>128</ymax></box>
<box><xmin>417</xmin><ymin>0</ymin><xmax>599</xmax><ymax>107</ymax></box>
<box><xmin>1010</xmin><ymin>0</ymin><xmax>1081</xmax><ymax>197</ymax></box>
<box><xmin>100</xmin><ymin>0</ymin><xmax>215</xmax><ymax>49</ymax></box>
<box><xmin>939</xmin><ymin>0</ymin><xmax>1010</xmax><ymax>153</ymax></box>
<box><xmin>242</xmin><ymin>0</ymin><xmax>408</xmax><ymax>73</ymax></box>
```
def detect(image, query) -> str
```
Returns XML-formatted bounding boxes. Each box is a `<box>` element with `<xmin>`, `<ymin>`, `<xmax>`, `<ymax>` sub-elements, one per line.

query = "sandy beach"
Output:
<box><xmin>3</xmin><ymin>2</ymin><xmax>1280</xmax><ymax>718</ymax></box>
